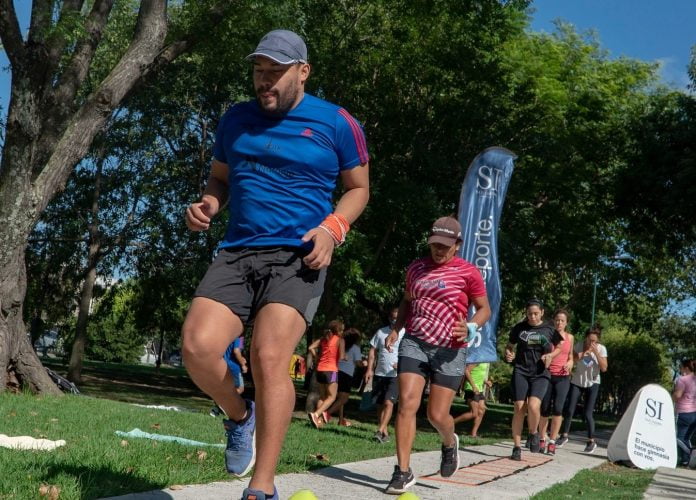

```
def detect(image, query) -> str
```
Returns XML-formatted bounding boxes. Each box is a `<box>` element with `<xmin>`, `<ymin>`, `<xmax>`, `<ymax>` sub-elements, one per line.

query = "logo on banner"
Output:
<box><xmin>476</xmin><ymin>165</ymin><xmax>506</xmax><ymax>196</ymax></box>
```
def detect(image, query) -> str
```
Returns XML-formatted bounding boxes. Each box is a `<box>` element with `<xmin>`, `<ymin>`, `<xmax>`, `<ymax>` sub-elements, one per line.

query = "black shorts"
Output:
<box><xmin>195</xmin><ymin>247</ymin><xmax>326</xmax><ymax>325</ymax></box>
<box><xmin>371</xmin><ymin>375</ymin><xmax>399</xmax><ymax>405</ymax></box>
<box><xmin>512</xmin><ymin>369</ymin><xmax>550</xmax><ymax>401</ymax></box>
<box><xmin>337</xmin><ymin>371</ymin><xmax>354</xmax><ymax>393</ymax></box>
<box><xmin>464</xmin><ymin>390</ymin><xmax>485</xmax><ymax>402</ymax></box>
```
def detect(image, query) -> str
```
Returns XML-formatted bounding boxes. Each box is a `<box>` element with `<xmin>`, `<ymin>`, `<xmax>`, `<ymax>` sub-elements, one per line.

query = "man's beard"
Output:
<box><xmin>257</xmin><ymin>81</ymin><xmax>300</xmax><ymax>116</ymax></box>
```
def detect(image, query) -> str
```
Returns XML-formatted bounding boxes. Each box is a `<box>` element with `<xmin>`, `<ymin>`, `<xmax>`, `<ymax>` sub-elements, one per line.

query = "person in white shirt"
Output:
<box><xmin>364</xmin><ymin>307</ymin><xmax>405</xmax><ymax>443</ymax></box>
<box><xmin>558</xmin><ymin>325</ymin><xmax>608</xmax><ymax>453</ymax></box>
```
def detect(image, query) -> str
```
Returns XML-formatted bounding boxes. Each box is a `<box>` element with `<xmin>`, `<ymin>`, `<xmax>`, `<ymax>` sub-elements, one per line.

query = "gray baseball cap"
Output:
<box><xmin>246</xmin><ymin>29</ymin><xmax>308</xmax><ymax>64</ymax></box>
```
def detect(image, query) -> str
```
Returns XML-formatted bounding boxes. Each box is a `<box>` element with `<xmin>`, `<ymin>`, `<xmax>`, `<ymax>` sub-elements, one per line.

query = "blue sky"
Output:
<box><xmin>529</xmin><ymin>0</ymin><xmax>695</xmax><ymax>90</ymax></box>
<box><xmin>1</xmin><ymin>1</ymin><xmax>694</xmax><ymax>117</ymax></box>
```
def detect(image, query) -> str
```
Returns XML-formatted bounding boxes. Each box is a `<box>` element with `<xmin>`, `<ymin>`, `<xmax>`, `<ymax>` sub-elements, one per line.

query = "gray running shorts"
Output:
<box><xmin>397</xmin><ymin>334</ymin><xmax>467</xmax><ymax>391</ymax></box>
<box><xmin>194</xmin><ymin>247</ymin><xmax>326</xmax><ymax>326</ymax></box>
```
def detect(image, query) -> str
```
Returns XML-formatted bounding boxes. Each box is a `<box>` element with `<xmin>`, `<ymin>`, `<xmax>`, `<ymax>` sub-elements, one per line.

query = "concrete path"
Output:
<box><xmin>643</xmin><ymin>466</ymin><xmax>696</xmax><ymax>499</ymax></box>
<box><xmin>102</xmin><ymin>435</ymin><xmax>609</xmax><ymax>500</ymax></box>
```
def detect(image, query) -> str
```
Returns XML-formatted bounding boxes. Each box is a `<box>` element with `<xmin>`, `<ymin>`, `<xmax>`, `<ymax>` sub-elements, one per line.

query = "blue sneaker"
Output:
<box><xmin>241</xmin><ymin>486</ymin><xmax>278</xmax><ymax>500</ymax></box>
<box><xmin>223</xmin><ymin>399</ymin><xmax>256</xmax><ymax>476</ymax></box>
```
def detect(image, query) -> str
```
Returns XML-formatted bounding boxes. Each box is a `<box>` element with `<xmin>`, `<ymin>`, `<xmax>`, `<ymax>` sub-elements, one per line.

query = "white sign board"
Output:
<box><xmin>607</xmin><ymin>384</ymin><xmax>677</xmax><ymax>469</ymax></box>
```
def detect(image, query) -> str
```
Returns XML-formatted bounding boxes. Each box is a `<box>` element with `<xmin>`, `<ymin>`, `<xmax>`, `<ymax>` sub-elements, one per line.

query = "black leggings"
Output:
<box><xmin>541</xmin><ymin>375</ymin><xmax>571</xmax><ymax>417</ymax></box>
<box><xmin>562</xmin><ymin>383</ymin><xmax>600</xmax><ymax>439</ymax></box>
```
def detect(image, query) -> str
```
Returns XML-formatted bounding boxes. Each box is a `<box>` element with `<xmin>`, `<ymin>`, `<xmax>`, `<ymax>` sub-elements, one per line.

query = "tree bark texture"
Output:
<box><xmin>0</xmin><ymin>0</ymin><xmax>169</xmax><ymax>394</ymax></box>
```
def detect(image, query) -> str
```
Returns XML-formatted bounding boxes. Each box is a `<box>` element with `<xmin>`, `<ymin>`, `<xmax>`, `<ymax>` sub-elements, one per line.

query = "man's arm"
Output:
<box><xmin>386</xmin><ymin>293</ymin><xmax>411</xmax><ymax>352</ymax></box>
<box><xmin>185</xmin><ymin>160</ymin><xmax>229</xmax><ymax>231</ymax></box>
<box><xmin>302</xmin><ymin>164</ymin><xmax>370</xmax><ymax>269</ymax></box>
<box><xmin>364</xmin><ymin>346</ymin><xmax>377</xmax><ymax>383</ymax></box>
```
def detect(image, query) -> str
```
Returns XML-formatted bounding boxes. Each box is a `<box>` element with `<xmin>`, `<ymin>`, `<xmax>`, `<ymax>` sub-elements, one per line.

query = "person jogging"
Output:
<box><xmin>538</xmin><ymin>310</ymin><xmax>574</xmax><ymax>455</ymax></box>
<box><xmin>365</xmin><ymin>307</ymin><xmax>405</xmax><ymax>443</ymax></box>
<box><xmin>210</xmin><ymin>337</ymin><xmax>248</xmax><ymax>417</ymax></box>
<box><xmin>383</xmin><ymin>216</ymin><xmax>491</xmax><ymax>495</ymax></box>
<box><xmin>181</xmin><ymin>29</ymin><xmax>369</xmax><ymax>500</ymax></box>
<box><xmin>558</xmin><ymin>325</ymin><xmax>608</xmax><ymax>453</ymax></box>
<box><xmin>307</xmin><ymin>320</ymin><xmax>346</xmax><ymax>428</ymax></box>
<box><xmin>453</xmin><ymin>362</ymin><xmax>489</xmax><ymax>438</ymax></box>
<box><xmin>504</xmin><ymin>299</ymin><xmax>562</xmax><ymax>461</ymax></box>
<box><xmin>326</xmin><ymin>327</ymin><xmax>365</xmax><ymax>426</ymax></box>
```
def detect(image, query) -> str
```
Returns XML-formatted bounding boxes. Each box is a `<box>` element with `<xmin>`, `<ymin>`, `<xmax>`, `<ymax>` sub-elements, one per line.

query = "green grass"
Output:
<box><xmin>0</xmin><ymin>360</ymin><xmax>507</xmax><ymax>499</ymax></box>
<box><xmin>0</xmin><ymin>359</ymin><xmax>637</xmax><ymax>499</ymax></box>
<box><xmin>531</xmin><ymin>461</ymin><xmax>655</xmax><ymax>499</ymax></box>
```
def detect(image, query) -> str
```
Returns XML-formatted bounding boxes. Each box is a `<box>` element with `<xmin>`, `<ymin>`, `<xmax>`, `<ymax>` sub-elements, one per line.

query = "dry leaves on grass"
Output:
<box><xmin>120</xmin><ymin>440</ymin><xmax>129</xmax><ymax>447</ymax></box>
<box><xmin>38</xmin><ymin>484</ymin><xmax>60</xmax><ymax>499</ymax></box>
<box><xmin>308</xmin><ymin>453</ymin><xmax>329</xmax><ymax>462</ymax></box>
<box><xmin>151</xmin><ymin>423</ymin><xmax>161</xmax><ymax>430</ymax></box>
<box><xmin>197</xmin><ymin>450</ymin><xmax>207</xmax><ymax>461</ymax></box>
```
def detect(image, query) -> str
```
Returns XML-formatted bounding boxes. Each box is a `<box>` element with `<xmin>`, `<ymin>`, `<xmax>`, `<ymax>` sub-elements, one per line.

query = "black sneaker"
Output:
<box><xmin>584</xmin><ymin>440</ymin><xmax>597</xmax><ymax>453</ymax></box>
<box><xmin>385</xmin><ymin>465</ymin><xmax>416</xmax><ymax>494</ymax></box>
<box><xmin>440</xmin><ymin>434</ymin><xmax>460</xmax><ymax>477</ymax></box>
<box><xmin>556</xmin><ymin>435</ymin><xmax>569</xmax><ymax>447</ymax></box>
<box><xmin>511</xmin><ymin>446</ymin><xmax>522</xmax><ymax>461</ymax></box>
<box><xmin>529</xmin><ymin>432</ymin><xmax>541</xmax><ymax>453</ymax></box>
<box><xmin>525</xmin><ymin>433</ymin><xmax>532</xmax><ymax>449</ymax></box>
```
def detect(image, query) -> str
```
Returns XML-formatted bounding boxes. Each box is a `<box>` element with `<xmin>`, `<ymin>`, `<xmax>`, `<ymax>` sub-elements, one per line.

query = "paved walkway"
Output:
<box><xmin>103</xmin><ymin>435</ymin><xmax>610</xmax><ymax>500</ymax></box>
<box><xmin>643</xmin><ymin>466</ymin><xmax>696</xmax><ymax>499</ymax></box>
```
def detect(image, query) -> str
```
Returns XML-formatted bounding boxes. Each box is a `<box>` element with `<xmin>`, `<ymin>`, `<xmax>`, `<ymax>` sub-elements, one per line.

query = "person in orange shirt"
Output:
<box><xmin>307</xmin><ymin>320</ymin><xmax>346</xmax><ymax>428</ymax></box>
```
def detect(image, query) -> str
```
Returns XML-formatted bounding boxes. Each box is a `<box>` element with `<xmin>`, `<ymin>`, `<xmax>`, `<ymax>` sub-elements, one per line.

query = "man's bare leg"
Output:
<box><xmin>182</xmin><ymin>297</ymin><xmax>246</xmax><ymax>420</ymax></box>
<box><xmin>378</xmin><ymin>400</ymin><xmax>395</xmax><ymax>436</ymax></box>
<box><xmin>247</xmin><ymin>303</ymin><xmax>306</xmax><ymax>494</ymax></box>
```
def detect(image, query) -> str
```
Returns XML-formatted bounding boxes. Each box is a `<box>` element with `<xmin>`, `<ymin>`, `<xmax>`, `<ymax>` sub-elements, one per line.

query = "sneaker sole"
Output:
<box><xmin>228</xmin><ymin>429</ymin><xmax>256</xmax><ymax>477</ymax></box>
<box><xmin>441</xmin><ymin>433</ymin><xmax>460</xmax><ymax>477</ymax></box>
<box><xmin>385</xmin><ymin>475</ymin><xmax>416</xmax><ymax>494</ymax></box>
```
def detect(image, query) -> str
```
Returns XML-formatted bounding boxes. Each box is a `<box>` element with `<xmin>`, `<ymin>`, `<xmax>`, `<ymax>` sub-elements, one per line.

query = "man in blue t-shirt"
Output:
<box><xmin>182</xmin><ymin>30</ymin><xmax>369</xmax><ymax>500</ymax></box>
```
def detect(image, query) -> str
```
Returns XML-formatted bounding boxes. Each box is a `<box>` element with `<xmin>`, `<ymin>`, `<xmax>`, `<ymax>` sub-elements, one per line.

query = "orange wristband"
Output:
<box><xmin>319</xmin><ymin>213</ymin><xmax>350</xmax><ymax>246</ymax></box>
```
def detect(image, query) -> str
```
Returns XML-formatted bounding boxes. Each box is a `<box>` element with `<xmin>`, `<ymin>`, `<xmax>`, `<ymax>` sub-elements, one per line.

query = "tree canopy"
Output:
<box><xmin>2</xmin><ymin>0</ymin><xmax>694</xmax><ymax>397</ymax></box>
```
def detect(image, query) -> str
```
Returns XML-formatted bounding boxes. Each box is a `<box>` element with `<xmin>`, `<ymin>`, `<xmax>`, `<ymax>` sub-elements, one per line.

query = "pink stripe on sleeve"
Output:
<box><xmin>338</xmin><ymin>108</ymin><xmax>369</xmax><ymax>165</ymax></box>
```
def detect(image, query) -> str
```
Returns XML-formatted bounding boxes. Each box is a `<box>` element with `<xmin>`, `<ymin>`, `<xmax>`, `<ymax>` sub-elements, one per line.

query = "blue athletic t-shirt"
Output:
<box><xmin>212</xmin><ymin>94</ymin><xmax>369</xmax><ymax>250</ymax></box>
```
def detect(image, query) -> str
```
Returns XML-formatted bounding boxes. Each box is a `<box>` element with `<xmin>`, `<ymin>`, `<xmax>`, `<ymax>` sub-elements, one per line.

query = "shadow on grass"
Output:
<box><xmin>41</xmin><ymin>463</ymin><xmax>172</xmax><ymax>500</ymax></box>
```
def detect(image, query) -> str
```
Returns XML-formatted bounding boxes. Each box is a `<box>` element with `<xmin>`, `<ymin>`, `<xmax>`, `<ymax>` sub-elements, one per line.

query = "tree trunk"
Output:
<box><xmin>0</xmin><ymin>242</ymin><xmax>62</xmax><ymax>395</ymax></box>
<box><xmin>0</xmin><ymin>0</ymin><xmax>169</xmax><ymax>393</ymax></box>
<box><xmin>67</xmin><ymin>245</ymin><xmax>100</xmax><ymax>384</ymax></box>
<box><xmin>67</xmin><ymin>159</ymin><xmax>104</xmax><ymax>384</ymax></box>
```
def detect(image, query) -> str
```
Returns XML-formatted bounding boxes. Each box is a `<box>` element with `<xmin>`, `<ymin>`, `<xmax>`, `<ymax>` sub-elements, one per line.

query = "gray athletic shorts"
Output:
<box><xmin>194</xmin><ymin>247</ymin><xmax>326</xmax><ymax>326</ymax></box>
<box><xmin>398</xmin><ymin>334</ymin><xmax>467</xmax><ymax>391</ymax></box>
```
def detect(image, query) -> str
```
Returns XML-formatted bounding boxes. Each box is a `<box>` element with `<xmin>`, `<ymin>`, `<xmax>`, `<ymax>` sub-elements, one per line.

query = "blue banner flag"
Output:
<box><xmin>457</xmin><ymin>147</ymin><xmax>516</xmax><ymax>363</ymax></box>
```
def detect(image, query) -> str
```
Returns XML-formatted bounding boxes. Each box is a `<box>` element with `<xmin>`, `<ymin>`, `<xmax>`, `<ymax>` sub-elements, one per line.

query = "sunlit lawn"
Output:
<box><xmin>0</xmin><ymin>359</ymin><xmax>638</xmax><ymax>499</ymax></box>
